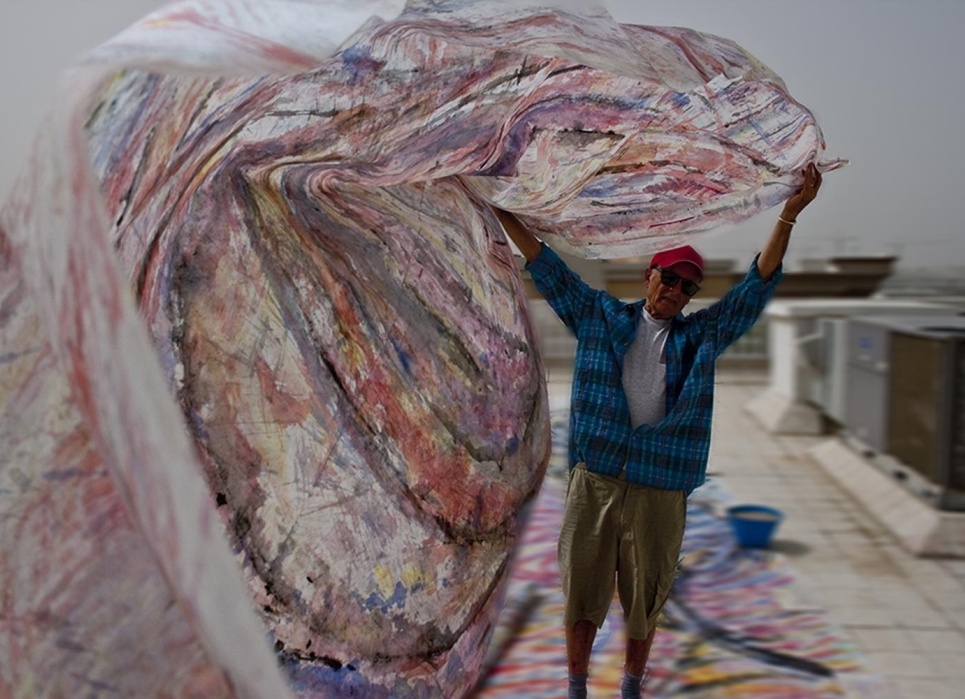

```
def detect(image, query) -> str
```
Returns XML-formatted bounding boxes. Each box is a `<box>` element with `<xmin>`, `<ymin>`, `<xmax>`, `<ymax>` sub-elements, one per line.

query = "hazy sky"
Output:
<box><xmin>2</xmin><ymin>1</ymin><xmax>963</xmax><ymax>269</ymax></box>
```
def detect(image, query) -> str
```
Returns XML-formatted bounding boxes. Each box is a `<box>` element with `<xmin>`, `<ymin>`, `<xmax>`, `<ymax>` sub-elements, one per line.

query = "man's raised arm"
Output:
<box><xmin>493</xmin><ymin>208</ymin><xmax>543</xmax><ymax>263</ymax></box>
<box><xmin>757</xmin><ymin>163</ymin><xmax>823</xmax><ymax>280</ymax></box>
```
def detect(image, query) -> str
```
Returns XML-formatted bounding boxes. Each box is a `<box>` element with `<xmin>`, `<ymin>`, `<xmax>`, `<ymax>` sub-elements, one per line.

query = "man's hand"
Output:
<box><xmin>758</xmin><ymin>163</ymin><xmax>824</xmax><ymax>280</ymax></box>
<box><xmin>493</xmin><ymin>207</ymin><xmax>543</xmax><ymax>262</ymax></box>
<box><xmin>781</xmin><ymin>162</ymin><xmax>823</xmax><ymax>222</ymax></box>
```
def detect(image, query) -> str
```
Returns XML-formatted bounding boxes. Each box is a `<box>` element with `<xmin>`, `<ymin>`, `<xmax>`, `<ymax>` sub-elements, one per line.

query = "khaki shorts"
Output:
<box><xmin>558</xmin><ymin>464</ymin><xmax>686</xmax><ymax>639</ymax></box>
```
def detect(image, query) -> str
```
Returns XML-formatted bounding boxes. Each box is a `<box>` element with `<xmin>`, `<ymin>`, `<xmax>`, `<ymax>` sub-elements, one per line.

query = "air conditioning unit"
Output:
<box><xmin>843</xmin><ymin>315</ymin><xmax>965</xmax><ymax>511</ymax></box>
<box><xmin>843</xmin><ymin>318</ymin><xmax>891</xmax><ymax>453</ymax></box>
<box><xmin>887</xmin><ymin>320</ymin><xmax>965</xmax><ymax>511</ymax></box>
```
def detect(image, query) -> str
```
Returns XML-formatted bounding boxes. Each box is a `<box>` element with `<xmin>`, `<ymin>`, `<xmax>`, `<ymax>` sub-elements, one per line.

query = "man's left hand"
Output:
<box><xmin>782</xmin><ymin>163</ymin><xmax>822</xmax><ymax>221</ymax></box>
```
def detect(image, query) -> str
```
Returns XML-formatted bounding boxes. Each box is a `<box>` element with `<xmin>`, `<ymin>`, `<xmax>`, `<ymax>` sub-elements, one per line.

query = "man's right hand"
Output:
<box><xmin>493</xmin><ymin>208</ymin><xmax>543</xmax><ymax>262</ymax></box>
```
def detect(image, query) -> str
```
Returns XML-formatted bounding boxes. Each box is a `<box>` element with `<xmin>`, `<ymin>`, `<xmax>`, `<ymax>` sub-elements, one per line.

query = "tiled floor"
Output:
<box><xmin>547</xmin><ymin>367</ymin><xmax>965</xmax><ymax>699</ymax></box>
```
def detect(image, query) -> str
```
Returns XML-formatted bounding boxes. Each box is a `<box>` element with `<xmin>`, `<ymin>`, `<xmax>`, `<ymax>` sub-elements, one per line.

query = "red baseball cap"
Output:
<box><xmin>650</xmin><ymin>245</ymin><xmax>704</xmax><ymax>280</ymax></box>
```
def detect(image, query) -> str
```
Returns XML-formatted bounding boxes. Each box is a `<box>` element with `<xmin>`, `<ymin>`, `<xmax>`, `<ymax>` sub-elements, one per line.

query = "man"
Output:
<box><xmin>493</xmin><ymin>163</ymin><xmax>822</xmax><ymax>698</ymax></box>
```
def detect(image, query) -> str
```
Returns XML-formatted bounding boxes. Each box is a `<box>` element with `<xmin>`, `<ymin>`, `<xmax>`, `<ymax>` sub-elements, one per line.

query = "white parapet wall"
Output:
<box><xmin>808</xmin><ymin>439</ymin><xmax>965</xmax><ymax>557</ymax></box>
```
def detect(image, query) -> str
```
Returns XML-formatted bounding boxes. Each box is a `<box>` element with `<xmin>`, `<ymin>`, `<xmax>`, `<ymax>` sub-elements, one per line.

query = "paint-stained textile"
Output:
<box><xmin>0</xmin><ymin>0</ymin><xmax>841</xmax><ymax>696</ymax></box>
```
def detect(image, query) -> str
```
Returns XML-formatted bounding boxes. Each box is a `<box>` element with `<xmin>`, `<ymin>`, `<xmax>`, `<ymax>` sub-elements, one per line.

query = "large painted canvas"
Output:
<box><xmin>0</xmin><ymin>1</ymin><xmax>840</xmax><ymax>696</ymax></box>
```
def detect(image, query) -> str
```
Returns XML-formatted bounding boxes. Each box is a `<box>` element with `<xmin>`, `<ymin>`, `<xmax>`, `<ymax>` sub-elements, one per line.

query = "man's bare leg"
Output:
<box><xmin>625</xmin><ymin>626</ymin><xmax>656</xmax><ymax>676</ymax></box>
<box><xmin>566</xmin><ymin>619</ymin><xmax>598</xmax><ymax>674</ymax></box>
<box><xmin>566</xmin><ymin>620</ymin><xmax>597</xmax><ymax>698</ymax></box>
<box><xmin>622</xmin><ymin>627</ymin><xmax>656</xmax><ymax>696</ymax></box>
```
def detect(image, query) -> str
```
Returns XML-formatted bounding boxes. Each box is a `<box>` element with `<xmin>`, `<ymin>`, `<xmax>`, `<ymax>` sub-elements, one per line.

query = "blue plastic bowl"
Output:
<box><xmin>727</xmin><ymin>505</ymin><xmax>784</xmax><ymax>548</ymax></box>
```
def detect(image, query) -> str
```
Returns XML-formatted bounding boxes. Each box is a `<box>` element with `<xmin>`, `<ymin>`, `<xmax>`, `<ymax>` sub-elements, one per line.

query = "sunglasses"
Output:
<box><xmin>652</xmin><ymin>266</ymin><xmax>700</xmax><ymax>296</ymax></box>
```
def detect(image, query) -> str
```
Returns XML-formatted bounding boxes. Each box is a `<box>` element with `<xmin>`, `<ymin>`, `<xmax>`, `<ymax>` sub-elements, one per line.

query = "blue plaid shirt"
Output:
<box><xmin>527</xmin><ymin>244</ymin><xmax>782</xmax><ymax>493</ymax></box>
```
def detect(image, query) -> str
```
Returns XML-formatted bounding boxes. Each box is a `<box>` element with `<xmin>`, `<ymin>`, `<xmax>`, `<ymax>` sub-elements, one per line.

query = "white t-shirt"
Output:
<box><xmin>621</xmin><ymin>309</ymin><xmax>671</xmax><ymax>429</ymax></box>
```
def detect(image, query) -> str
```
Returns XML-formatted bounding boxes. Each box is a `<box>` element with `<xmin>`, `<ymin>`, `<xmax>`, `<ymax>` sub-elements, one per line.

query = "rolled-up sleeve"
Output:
<box><xmin>525</xmin><ymin>244</ymin><xmax>596</xmax><ymax>335</ymax></box>
<box><xmin>701</xmin><ymin>254</ymin><xmax>782</xmax><ymax>354</ymax></box>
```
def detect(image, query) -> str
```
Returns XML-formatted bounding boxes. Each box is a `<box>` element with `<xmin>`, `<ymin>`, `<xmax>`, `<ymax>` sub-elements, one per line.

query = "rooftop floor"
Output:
<box><xmin>704</xmin><ymin>372</ymin><xmax>965</xmax><ymax>699</ymax></box>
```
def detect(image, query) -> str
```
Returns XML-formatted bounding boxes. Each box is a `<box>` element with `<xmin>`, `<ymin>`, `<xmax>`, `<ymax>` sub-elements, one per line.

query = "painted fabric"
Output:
<box><xmin>0</xmin><ymin>0</ymin><xmax>840</xmax><ymax>696</ymax></box>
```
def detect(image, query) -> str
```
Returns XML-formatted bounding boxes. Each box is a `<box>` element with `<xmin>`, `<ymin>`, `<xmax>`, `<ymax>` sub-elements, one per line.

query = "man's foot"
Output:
<box><xmin>621</xmin><ymin>668</ymin><xmax>649</xmax><ymax>697</ymax></box>
<box><xmin>568</xmin><ymin>673</ymin><xmax>588</xmax><ymax>699</ymax></box>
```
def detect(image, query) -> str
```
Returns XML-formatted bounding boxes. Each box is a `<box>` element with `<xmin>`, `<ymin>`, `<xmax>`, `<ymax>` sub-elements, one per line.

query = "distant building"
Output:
<box><xmin>876</xmin><ymin>266</ymin><xmax>965</xmax><ymax>301</ymax></box>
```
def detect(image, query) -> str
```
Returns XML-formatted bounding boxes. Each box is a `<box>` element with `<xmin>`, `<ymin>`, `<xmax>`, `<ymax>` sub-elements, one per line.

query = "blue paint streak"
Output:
<box><xmin>340</xmin><ymin>46</ymin><xmax>382</xmax><ymax>86</ymax></box>
<box><xmin>282</xmin><ymin>657</ymin><xmax>372</xmax><ymax>696</ymax></box>
<box><xmin>506</xmin><ymin>435</ymin><xmax>520</xmax><ymax>455</ymax></box>
<box><xmin>391</xmin><ymin>338</ymin><xmax>412</xmax><ymax>375</ymax></box>
<box><xmin>0</xmin><ymin>348</ymin><xmax>39</xmax><ymax>366</ymax></box>
<box><xmin>364</xmin><ymin>580</ymin><xmax>408</xmax><ymax>614</ymax></box>
<box><xmin>43</xmin><ymin>469</ymin><xmax>86</xmax><ymax>481</ymax></box>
